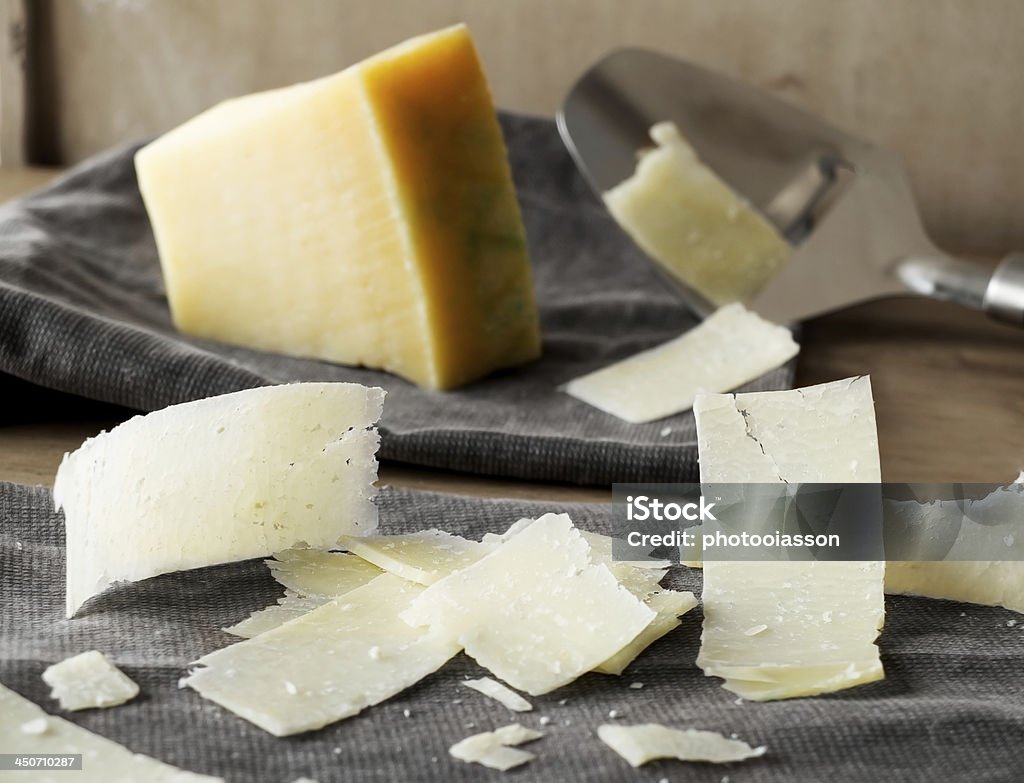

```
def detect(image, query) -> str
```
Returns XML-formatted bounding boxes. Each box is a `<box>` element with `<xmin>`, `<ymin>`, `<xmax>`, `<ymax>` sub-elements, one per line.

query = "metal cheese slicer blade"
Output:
<box><xmin>557</xmin><ymin>48</ymin><xmax>1024</xmax><ymax>326</ymax></box>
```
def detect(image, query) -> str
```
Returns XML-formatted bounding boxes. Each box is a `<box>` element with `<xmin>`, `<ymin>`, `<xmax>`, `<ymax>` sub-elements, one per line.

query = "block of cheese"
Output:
<box><xmin>135</xmin><ymin>24</ymin><xmax>540</xmax><ymax>390</ymax></box>
<box><xmin>604</xmin><ymin>122</ymin><xmax>790</xmax><ymax>305</ymax></box>
<box><xmin>54</xmin><ymin>383</ymin><xmax>383</xmax><ymax>618</ymax></box>
<box><xmin>0</xmin><ymin>683</ymin><xmax>222</xmax><ymax>782</ymax></box>
<box><xmin>186</xmin><ymin>574</ymin><xmax>460</xmax><ymax>736</ymax></box>
<box><xmin>693</xmin><ymin>377</ymin><xmax>885</xmax><ymax>700</ymax></box>
<box><xmin>42</xmin><ymin>651</ymin><xmax>139</xmax><ymax>711</ymax></box>
<box><xmin>597</xmin><ymin>723</ymin><xmax>766</xmax><ymax>767</ymax></box>
<box><xmin>340</xmin><ymin>530</ymin><xmax>493</xmax><ymax>585</ymax></box>
<box><xmin>449</xmin><ymin>724</ymin><xmax>543</xmax><ymax>771</ymax></box>
<box><xmin>268</xmin><ymin>549</ymin><xmax>383</xmax><ymax>599</ymax></box>
<box><xmin>563</xmin><ymin>303</ymin><xmax>798</xmax><ymax>423</ymax></box>
<box><xmin>401</xmin><ymin>513</ymin><xmax>655</xmax><ymax>695</ymax></box>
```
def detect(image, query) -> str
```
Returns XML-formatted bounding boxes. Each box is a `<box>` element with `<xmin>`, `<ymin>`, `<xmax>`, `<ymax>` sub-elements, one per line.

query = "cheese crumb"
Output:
<box><xmin>629</xmin><ymin>682</ymin><xmax>645</xmax><ymax>689</ymax></box>
<box><xmin>598</xmin><ymin>723</ymin><xmax>766</xmax><ymax>767</ymax></box>
<box><xmin>449</xmin><ymin>723</ymin><xmax>543</xmax><ymax>771</ymax></box>
<box><xmin>461</xmin><ymin>677</ymin><xmax>533</xmax><ymax>712</ymax></box>
<box><xmin>20</xmin><ymin>717</ymin><xmax>48</xmax><ymax>735</ymax></box>
<box><xmin>42</xmin><ymin>651</ymin><xmax>140</xmax><ymax>711</ymax></box>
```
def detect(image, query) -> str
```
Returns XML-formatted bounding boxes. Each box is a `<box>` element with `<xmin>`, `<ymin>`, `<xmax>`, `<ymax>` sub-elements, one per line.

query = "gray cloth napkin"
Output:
<box><xmin>0</xmin><ymin>114</ymin><xmax>795</xmax><ymax>485</ymax></box>
<box><xmin>2</xmin><ymin>481</ymin><xmax>1022</xmax><ymax>782</ymax></box>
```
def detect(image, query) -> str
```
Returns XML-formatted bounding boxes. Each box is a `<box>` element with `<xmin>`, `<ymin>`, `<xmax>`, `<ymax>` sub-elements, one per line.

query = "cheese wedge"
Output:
<box><xmin>135</xmin><ymin>24</ymin><xmax>540</xmax><ymax>390</ymax></box>
<box><xmin>693</xmin><ymin>377</ymin><xmax>885</xmax><ymax>700</ymax></box>
<box><xmin>604</xmin><ymin>122</ymin><xmax>789</xmax><ymax>305</ymax></box>
<box><xmin>55</xmin><ymin>383</ymin><xmax>382</xmax><ymax>618</ymax></box>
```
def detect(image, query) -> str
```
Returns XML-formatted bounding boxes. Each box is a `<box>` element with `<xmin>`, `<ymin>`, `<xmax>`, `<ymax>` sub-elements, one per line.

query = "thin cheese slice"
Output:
<box><xmin>461</xmin><ymin>677</ymin><xmax>533</xmax><ymax>712</ymax></box>
<box><xmin>449</xmin><ymin>724</ymin><xmax>543</xmax><ymax>771</ymax></box>
<box><xmin>885</xmin><ymin>479</ymin><xmax>1024</xmax><ymax>612</ymax></box>
<box><xmin>54</xmin><ymin>383</ymin><xmax>383</xmax><ymax>618</ymax></box>
<box><xmin>598</xmin><ymin>723</ymin><xmax>766</xmax><ymax>767</ymax></box>
<box><xmin>268</xmin><ymin>549</ymin><xmax>383</xmax><ymax>598</ymax></box>
<box><xmin>340</xmin><ymin>530</ymin><xmax>492</xmax><ymax>585</ymax></box>
<box><xmin>595</xmin><ymin>590</ymin><xmax>698</xmax><ymax>676</ymax></box>
<box><xmin>135</xmin><ymin>24</ymin><xmax>540</xmax><ymax>390</ymax></box>
<box><xmin>563</xmin><ymin>303</ymin><xmax>798</xmax><ymax>423</ymax></box>
<box><xmin>0</xmin><ymin>683</ymin><xmax>222</xmax><ymax>782</ymax></box>
<box><xmin>604</xmin><ymin>122</ymin><xmax>790</xmax><ymax>305</ymax></box>
<box><xmin>693</xmin><ymin>377</ymin><xmax>885</xmax><ymax>701</ymax></box>
<box><xmin>185</xmin><ymin>574</ymin><xmax>460</xmax><ymax>736</ymax></box>
<box><xmin>401</xmin><ymin>514</ymin><xmax>655</xmax><ymax>695</ymax></box>
<box><xmin>42</xmin><ymin>651</ymin><xmax>139</xmax><ymax>711</ymax></box>
<box><xmin>223</xmin><ymin>592</ymin><xmax>328</xmax><ymax>639</ymax></box>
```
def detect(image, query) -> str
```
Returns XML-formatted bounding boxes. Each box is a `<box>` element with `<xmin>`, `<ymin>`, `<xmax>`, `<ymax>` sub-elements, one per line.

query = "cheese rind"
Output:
<box><xmin>186</xmin><ymin>574</ymin><xmax>460</xmax><ymax>736</ymax></box>
<box><xmin>563</xmin><ymin>303</ymin><xmax>798</xmax><ymax>423</ymax></box>
<box><xmin>135</xmin><ymin>24</ymin><xmax>540</xmax><ymax>390</ymax></box>
<box><xmin>597</xmin><ymin>723</ymin><xmax>766</xmax><ymax>767</ymax></box>
<box><xmin>41</xmin><ymin>651</ymin><xmax>139</xmax><ymax>711</ymax></box>
<box><xmin>54</xmin><ymin>383</ymin><xmax>383</xmax><ymax>618</ymax></box>
<box><xmin>401</xmin><ymin>513</ymin><xmax>656</xmax><ymax>695</ymax></box>
<box><xmin>604</xmin><ymin>122</ymin><xmax>789</xmax><ymax>305</ymax></box>
<box><xmin>694</xmin><ymin>377</ymin><xmax>885</xmax><ymax>700</ymax></box>
<box><xmin>0</xmin><ymin>683</ymin><xmax>222</xmax><ymax>782</ymax></box>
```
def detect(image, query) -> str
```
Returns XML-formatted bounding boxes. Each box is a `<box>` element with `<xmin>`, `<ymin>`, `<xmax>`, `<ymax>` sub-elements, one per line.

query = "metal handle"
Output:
<box><xmin>898</xmin><ymin>253</ymin><xmax>1024</xmax><ymax>326</ymax></box>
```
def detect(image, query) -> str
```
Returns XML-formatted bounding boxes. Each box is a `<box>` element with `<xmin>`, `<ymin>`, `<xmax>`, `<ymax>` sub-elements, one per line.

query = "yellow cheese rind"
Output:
<box><xmin>135</xmin><ymin>24</ymin><xmax>539</xmax><ymax>390</ymax></box>
<box><xmin>0</xmin><ymin>683</ymin><xmax>222</xmax><ymax>782</ymax></box>
<box><xmin>604</xmin><ymin>122</ymin><xmax>789</xmax><ymax>306</ymax></box>
<box><xmin>563</xmin><ymin>303</ymin><xmax>799</xmax><ymax>423</ymax></box>
<box><xmin>693</xmin><ymin>377</ymin><xmax>885</xmax><ymax>701</ymax></box>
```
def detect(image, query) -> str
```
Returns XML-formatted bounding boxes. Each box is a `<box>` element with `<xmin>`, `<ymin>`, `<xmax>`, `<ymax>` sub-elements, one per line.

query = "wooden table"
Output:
<box><xmin>1</xmin><ymin>169</ymin><xmax>1021</xmax><ymax>497</ymax></box>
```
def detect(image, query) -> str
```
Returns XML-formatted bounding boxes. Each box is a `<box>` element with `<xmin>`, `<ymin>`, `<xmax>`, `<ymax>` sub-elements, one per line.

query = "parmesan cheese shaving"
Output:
<box><xmin>42</xmin><ymin>651</ymin><xmax>139</xmax><ymax>711</ymax></box>
<box><xmin>598</xmin><ymin>723</ymin><xmax>766</xmax><ymax>767</ymax></box>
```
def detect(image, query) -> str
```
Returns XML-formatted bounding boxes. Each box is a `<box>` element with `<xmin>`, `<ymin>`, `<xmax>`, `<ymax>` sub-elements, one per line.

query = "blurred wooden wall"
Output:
<box><xmin>8</xmin><ymin>0</ymin><xmax>1024</xmax><ymax>254</ymax></box>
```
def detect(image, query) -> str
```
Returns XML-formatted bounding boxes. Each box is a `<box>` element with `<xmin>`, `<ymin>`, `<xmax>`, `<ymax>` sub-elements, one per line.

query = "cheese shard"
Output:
<box><xmin>54</xmin><ymin>383</ymin><xmax>383</xmax><ymax>618</ymax></box>
<box><xmin>223</xmin><ymin>592</ymin><xmax>328</xmax><ymax>638</ymax></box>
<box><xmin>401</xmin><ymin>514</ymin><xmax>655</xmax><ymax>695</ymax></box>
<box><xmin>693</xmin><ymin>377</ymin><xmax>885</xmax><ymax>701</ymax></box>
<box><xmin>268</xmin><ymin>549</ymin><xmax>383</xmax><ymax>598</ymax></box>
<box><xmin>135</xmin><ymin>24</ymin><xmax>540</xmax><ymax>391</ymax></box>
<box><xmin>340</xmin><ymin>530</ymin><xmax>492</xmax><ymax>585</ymax></box>
<box><xmin>0</xmin><ymin>683</ymin><xmax>222</xmax><ymax>782</ymax></box>
<box><xmin>884</xmin><ymin>479</ymin><xmax>1024</xmax><ymax>612</ymax></box>
<box><xmin>563</xmin><ymin>303</ymin><xmax>798</xmax><ymax>423</ymax></box>
<box><xmin>462</xmin><ymin>677</ymin><xmax>533</xmax><ymax>712</ymax></box>
<box><xmin>598</xmin><ymin>724</ymin><xmax>766</xmax><ymax>767</ymax></box>
<box><xmin>604</xmin><ymin>122</ymin><xmax>790</xmax><ymax>305</ymax></box>
<box><xmin>595</xmin><ymin>590</ymin><xmax>698</xmax><ymax>676</ymax></box>
<box><xmin>42</xmin><ymin>651</ymin><xmax>139</xmax><ymax>711</ymax></box>
<box><xmin>449</xmin><ymin>724</ymin><xmax>543</xmax><ymax>771</ymax></box>
<box><xmin>185</xmin><ymin>574</ymin><xmax>460</xmax><ymax>736</ymax></box>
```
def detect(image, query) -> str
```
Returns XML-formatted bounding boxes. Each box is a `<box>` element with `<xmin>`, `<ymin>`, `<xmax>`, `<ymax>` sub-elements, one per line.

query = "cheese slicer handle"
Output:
<box><xmin>898</xmin><ymin>253</ymin><xmax>1024</xmax><ymax>326</ymax></box>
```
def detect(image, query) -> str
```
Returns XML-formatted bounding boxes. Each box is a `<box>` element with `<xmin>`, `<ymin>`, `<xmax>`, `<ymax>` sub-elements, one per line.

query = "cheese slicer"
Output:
<box><xmin>557</xmin><ymin>48</ymin><xmax>1024</xmax><ymax>326</ymax></box>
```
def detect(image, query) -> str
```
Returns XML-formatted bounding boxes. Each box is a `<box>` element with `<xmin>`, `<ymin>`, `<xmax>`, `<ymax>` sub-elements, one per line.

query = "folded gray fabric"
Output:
<box><xmin>0</xmin><ymin>114</ymin><xmax>795</xmax><ymax>485</ymax></box>
<box><xmin>3</xmin><ymin>481</ymin><xmax>1022</xmax><ymax>782</ymax></box>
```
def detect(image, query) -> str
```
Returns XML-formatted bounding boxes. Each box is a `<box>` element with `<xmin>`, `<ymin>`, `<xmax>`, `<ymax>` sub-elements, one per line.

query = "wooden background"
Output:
<box><xmin>8</xmin><ymin>0</ymin><xmax>1024</xmax><ymax>255</ymax></box>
